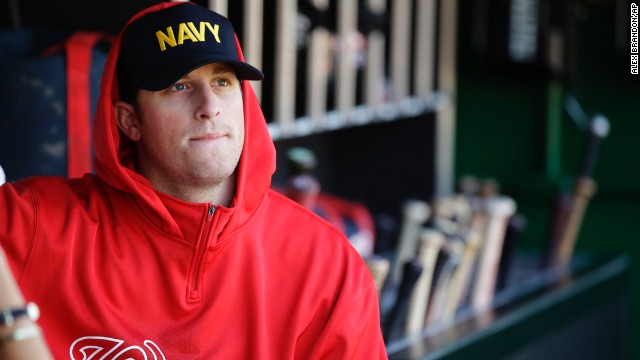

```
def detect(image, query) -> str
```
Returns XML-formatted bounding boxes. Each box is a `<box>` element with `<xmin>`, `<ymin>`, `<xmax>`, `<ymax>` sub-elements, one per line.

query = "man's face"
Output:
<box><xmin>129</xmin><ymin>62</ymin><xmax>245</xmax><ymax>193</ymax></box>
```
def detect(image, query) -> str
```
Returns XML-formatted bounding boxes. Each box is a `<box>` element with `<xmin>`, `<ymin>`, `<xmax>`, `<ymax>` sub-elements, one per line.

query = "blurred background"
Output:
<box><xmin>1</xmin><ymin>0</ymin><xmax>638</xmax><ymax>358</ymax></box>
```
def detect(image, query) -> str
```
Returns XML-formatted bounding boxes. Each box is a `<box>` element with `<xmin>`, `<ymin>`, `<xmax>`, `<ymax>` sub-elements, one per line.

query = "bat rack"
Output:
<box><xmin>386</xmin><ymin>252</ymin><xmax>630</xmax><ymax>359</ymax></box>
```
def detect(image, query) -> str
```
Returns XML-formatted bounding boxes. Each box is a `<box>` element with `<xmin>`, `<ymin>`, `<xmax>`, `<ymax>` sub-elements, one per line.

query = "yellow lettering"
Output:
<box><xmin>156</xmin><ymin>27</ymin><xmax>177</xmax><ymax>51</ymax></box>
<box><xmin>187</xmin><ymin>22</ymin><xmax>207</xmax><ymax>41</ymax></box>
<box><xmin>178</xmin><ymin>22</ymin><xmax>198</xmax><ymax>45</ymax></box>
<box><xmin>156</xmin><ymin>22</ymin><xmax>221</xmax><ymax>51</ymax></box>
<box><xmin>205</xmin><ymin>23</ymin><xmax>221</xmax><ymax>43</ymax></box>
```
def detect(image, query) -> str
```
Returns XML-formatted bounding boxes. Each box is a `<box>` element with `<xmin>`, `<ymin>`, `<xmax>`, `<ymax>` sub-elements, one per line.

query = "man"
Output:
<box><xmin>0</xmin><ymin>2</ymin><xmax>387</xmax><ymax>359</ymax></box>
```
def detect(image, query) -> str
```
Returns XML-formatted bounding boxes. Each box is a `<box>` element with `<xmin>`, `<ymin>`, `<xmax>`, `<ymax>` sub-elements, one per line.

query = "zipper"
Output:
<box><xmin>188</xmin><ymin>204</ymin><xmax>216</xmax><ymax>302</ymax></box>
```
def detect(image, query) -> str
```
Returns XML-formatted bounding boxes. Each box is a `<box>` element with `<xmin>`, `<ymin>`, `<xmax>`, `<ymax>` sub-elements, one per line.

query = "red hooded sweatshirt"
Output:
<box><xmin>0</xmin><ymin>2</ymin><xmax>387</xmax><ymax>359</ymax></box>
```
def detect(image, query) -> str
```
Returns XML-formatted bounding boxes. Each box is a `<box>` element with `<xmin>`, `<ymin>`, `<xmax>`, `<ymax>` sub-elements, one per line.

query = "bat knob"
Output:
<box><xmin>486</xmin><ymin>196</ymin><xmax>517</xmax><ymax>218</ymax></box>
<box><xmin>590</xmin><ymin>114</ymin><xmax>610</xmax><ymax>139</ymax></box>
<box><xmin>402</xmin><ymin>200</ymin><xmax>431</xmax><ymax>223</ymax></box>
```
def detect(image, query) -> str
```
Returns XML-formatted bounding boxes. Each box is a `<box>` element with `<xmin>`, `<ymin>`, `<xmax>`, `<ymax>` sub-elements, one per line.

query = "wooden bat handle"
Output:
<box><xmin>496</xmin><ymin>214</ymin><xmax>526</xmax><ymax>292</ymax></box>
<box><xmin>365</xmin><ymin>256</ymin><xmax>390</xmax><ymax>298</ymax></box>
<box><xmin>425</xmin><ymin>239</ymin><xmax>464</xmax><ymax>328</ymax></box>
<box><xmin>383</xmin><ymin>259</ymin><xmax>423</xmax><ymax>342</ymax></box>
<box><xmin>550</xmin><ymin>115</ymin><xmax>607</xmax><ymax>268</ymax></box>
<box><xmin>441</xmin><ymin>230</ymin><xmax>481</xmax><ymax>320</ymax></box>
<box><xmin>390</xmin><ymin>200</ymin><xmax>430</xmax><ymax>285</ymax></box>
<box><xmin>554</xmin><ymin>177</ymin><xmax>597</xmax><ymax>266</ymax></box>
<box><xmin>405</xmin><ymin>229</ymin><xmax>445</xmax><ymax>335</ymax></box>
<box><xmin>541</xmin><ymin>191</ymin><xmax>572</xmax><ymax>269</ymax></box>
<box><xmin>471</xmin><ymin>196</ymin><xmax>516</xmax><ymax>311</ymax></box>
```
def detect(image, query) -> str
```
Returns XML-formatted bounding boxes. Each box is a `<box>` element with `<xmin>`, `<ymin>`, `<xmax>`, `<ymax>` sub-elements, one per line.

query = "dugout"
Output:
<box><xmin>1</xmin><ymin>0</ymin><xmax>638</xmax><ymax>358</ymax></box>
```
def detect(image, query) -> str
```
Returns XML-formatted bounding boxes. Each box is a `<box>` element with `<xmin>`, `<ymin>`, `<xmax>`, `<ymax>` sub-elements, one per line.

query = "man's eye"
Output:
<box><xmin>216</xmin><ymin>79</ymin><xmax>231</xmax><ymax>87</ymax></box>
<box><xmin>172</xmin><ymin>83</ymin><xmax>186</xmax><ymax>91</ymax></box>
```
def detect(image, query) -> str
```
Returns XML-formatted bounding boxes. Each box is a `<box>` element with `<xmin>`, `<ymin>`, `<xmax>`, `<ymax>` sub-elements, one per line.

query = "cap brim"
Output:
<box><xmin>139</xmin><ymin>55</ymin><xmax>264</xmax><ymax>91</ymax></box>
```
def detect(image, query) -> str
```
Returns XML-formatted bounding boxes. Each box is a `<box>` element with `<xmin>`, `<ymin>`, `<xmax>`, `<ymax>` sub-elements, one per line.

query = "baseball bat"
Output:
<box><xmin>553</xmin><ymin>177</ymin><xmax>597</xmax><ymax>267</ymax></box>
<box><xmin>457</xmin><ymin>174</ymin><xmax>481</xmax><ymax>197</ymax></box>
<box><xmin>440</xmin><ymin>229</ymin><xmax>481</xmax><ymax>320</ymax></box>
<box><xmin>373</xmin><ymin>212</ymin><xmax>398</xmax><ymax>255</ymax></box>
<box><xmin>478</xmin><ymin>177</ymin><xmax>500</xmax><ymax>198</ymax></box>
<box><xmin>243</xmin><ymin>0</ymin><xmax>264</xmax><ymax>100</ymax></box>
<box><xmin>424</xmin><ymin>239</ymin><xmax>464</xmax><ymax>328</ymax></box>
<box><xmin>390</xmin><ymin>0</ymin><xmax>411</xmax><ymax>107</ymax></box>
<box><xmin>390</xmin><ymin>200</ymin><xmax>431</xmax><ymax>286</ymax></box>
<box><xmin>431</xmin><ymin>194</ymin><xmax>473</xmax><ymax>236</ymax></box>
<box><xmin>465</xmin><ymin>176</ymin><xmax>497</xmax><ymax>237</ymax></box>
<box><xmin>363</xmin><ymin>0</ymin><xmax>386</xmax><ymax>116</ymax></box>
<box><xmin>552</xmin><ymin>115</ymin><xmax>609</xmax><ymax>267</ymax></box>
<box><xmin>383</xmin><ymin>259</ymin><xmax>423</xmax><ymax>342</ymax></box>
<box><xmin>405</xmin><ymin>228</ymin><xmax>445</xmax><ymax>335</ymax></box>
<box><xmin>470</xmin><ymin>196</ymin><xmax>516</xmax><ymax>312</ymax></box>
<box><xmin>541</xmin><ymin>190</ymin><xmax>572</xmax><ymax>269</ymax></box>
<box><xmin>335</xmin><ymin>0</ymin><xmax>359</xmax><ymax>123</ymax></box>
<box><xmin>306</xmin><ymin>0</ymin><xmax>331</xmax><ymax>130</ymax></box>
<box><xmin>414</xmin><ymin>0</ymin><xmax>437</xmax><ymax>101</ymax></box>
<box><xmin>207</xmin><ymin>0</ymin><xmax>227</xmax><ymax>16</ymax></box>
<box><xmin>365</xmin><ymin>255</ymin><xmax>390</xmax><ymax>298</ymax></box>
<box><xmin>274</xmin><ymin>0</ymin><xmax>297</xmax><ymax>136</ymax></box>
<box><xmin>496</xmin><ymin>214</ymin><xmax>527</xmax><ymax>292</ymax></box>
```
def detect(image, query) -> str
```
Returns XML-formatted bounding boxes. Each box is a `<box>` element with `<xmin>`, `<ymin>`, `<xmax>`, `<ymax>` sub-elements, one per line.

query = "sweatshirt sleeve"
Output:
<box><xmin>295</xmin><ymin>248</ymin><xmax>388</xmax><ymax>360</ymax></box>
<box><xmin>316</xmin><ymin>281</ymin><xmax>388</xmax><ymax>360</ymax></box>
<box><xmin>0</xmin><ymin>182</ymin><xmax>38</xmax><ymax>283</ymax></box>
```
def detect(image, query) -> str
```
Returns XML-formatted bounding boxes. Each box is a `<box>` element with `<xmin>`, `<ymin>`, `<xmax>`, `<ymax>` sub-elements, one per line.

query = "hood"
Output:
<box><xmin>92</xmin><ymin>2</ymin><xmax>276</xmax><ymax>236</ymax></box>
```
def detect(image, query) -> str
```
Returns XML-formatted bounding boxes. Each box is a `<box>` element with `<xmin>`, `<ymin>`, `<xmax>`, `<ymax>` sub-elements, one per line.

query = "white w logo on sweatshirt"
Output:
<box><xmin>70</xmin><ymin>336</ymin><xmax>166</xmax><ymax>360</ymax></box>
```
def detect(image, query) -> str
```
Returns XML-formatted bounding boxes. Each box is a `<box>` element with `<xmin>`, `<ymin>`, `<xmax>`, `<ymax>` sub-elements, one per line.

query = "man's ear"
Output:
<box><xmin>114</xmin><ymin>101</ymin><xmax>142</xmax><ymax>141</ymax></box>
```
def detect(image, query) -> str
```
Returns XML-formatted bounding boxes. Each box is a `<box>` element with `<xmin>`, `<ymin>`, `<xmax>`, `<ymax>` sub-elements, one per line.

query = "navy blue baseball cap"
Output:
<box><xmin>117</xmin><ymin>2</ymin><xmax>263</xmax><ymax>101</ymax></box>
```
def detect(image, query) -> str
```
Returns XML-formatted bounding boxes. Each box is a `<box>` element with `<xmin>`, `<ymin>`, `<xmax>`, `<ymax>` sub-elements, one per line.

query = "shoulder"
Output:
<box><xmin>262</xmin><ymin>189</ymin><xmax>348</xmax><ymax>240</ymax></box>
<box><xmin>259</xmin><ymin>188</ymin><xmax>374</xmax><ymax>285</ymax></box>
<box><xmin>5</xmin><ymin>174</ymin><xmax>104</xmax><ymax>209</ymax></box>
<box><xmin>263</xmin><ymin>190</ymin><xmax>352</xmax><ymax>250</ymax></box>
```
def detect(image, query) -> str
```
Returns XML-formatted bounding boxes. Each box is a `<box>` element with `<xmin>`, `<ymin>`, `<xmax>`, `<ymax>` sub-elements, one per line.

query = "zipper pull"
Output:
<box><xmin>207</xmin><ymin>205</ymin><xmax>215</xmax><ymax>221</ymax></box>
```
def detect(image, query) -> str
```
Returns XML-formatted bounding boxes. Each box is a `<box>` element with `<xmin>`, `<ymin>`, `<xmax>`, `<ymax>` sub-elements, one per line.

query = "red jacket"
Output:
<box><xmin>0</xmin><ymin>3</ymin><xmax>387</xmax><ymax>359</ymax></box>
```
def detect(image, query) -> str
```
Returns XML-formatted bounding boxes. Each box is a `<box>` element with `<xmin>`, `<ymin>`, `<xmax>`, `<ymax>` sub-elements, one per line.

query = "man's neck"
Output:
<box><xmin>152</xmin><ymin>175</ymin><xmax>236</xmax><ymax>206</ymax></box>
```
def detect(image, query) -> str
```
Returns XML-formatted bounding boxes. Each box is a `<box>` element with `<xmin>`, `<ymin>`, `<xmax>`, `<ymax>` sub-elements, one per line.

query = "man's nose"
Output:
<box><xmin>195</xmin><ymin>86</ymin><xmax>221</xmax><ymax>120</ymax></box>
